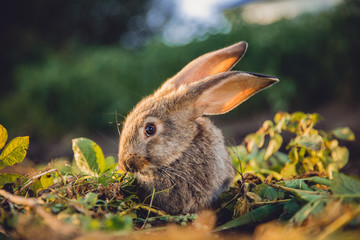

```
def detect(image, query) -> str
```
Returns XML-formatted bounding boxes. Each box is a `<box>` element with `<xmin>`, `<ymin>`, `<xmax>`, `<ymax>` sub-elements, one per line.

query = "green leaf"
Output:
<box><xmin>284</xmin><ymin>179</ymin><xmax>313</xmax><ymax>191</ymax></box>
<box><xmin>331</xmin><ymin>146</ymin><xmax>349</xmax><ymax>169</ymax></box>
<box><xmin>0</xmin><ymin>124</ymin><xmax>8</xmax><ymax>150</ymax></box>
<box><xmin>75</xmin><ymin>214</ymin><xmax>133</xmax><ymax>231</ymax></box>
<box><xmin>0</xmin><ymin>136</ymin><xmax>29</xmax><ymax>169</ymax></box>
<box><xmin>264</xmin><ymin>133</ymin><xmax>283</xmax><ymax>160</ymax></box>
<box><xmin>271</xmin><ymin>184</ymin><xmax>327</xmax><ymax>202</ymax></box>
<box><xmin>98</xmin><ymin>175</ymin><xmax>110</xmax><ymax>186</ymax></box>
<box><xmin>72</xmin><ymin>138</ymin><xmax>106</xmax><ymax>176</ymax></box>
<box><xmin>292</xmin><ymin>189</ymin><xmax>327</xmax><ymax>202</ymax></box>
<box><xmin>305</xmin><ymin>176</ymin><xmax>331</xmax><ymax>186</ymax></box>
<box><xmin>228</xmin><ymin>145</ymin><xmax>247</xmax><ymax>167</ymax></box>
<box><xmin>293</xmin><ymin>135</ymin><xmax>323</xmax><ymax>151</ymax></box>
<box><xmin>104</xmin><ymin>215</ymin><xmax>133</xmax><ymax>231</ymax></box>
<box><xmin>331</xmin><ymin>127</ymin><xmax>355</xmax><ymax>141</ymax></box>
<box><xmin>290</xmin><ymin>198</ymin><xmax>329</xmax><ymax>225</ymax></box>
<box><xmin>331</xmin><ymin>172</ymin><xmax>360</xmax><ymax>201</ymax></box>
<box><xmin>79</xmin><ymin>192</ymin><xmax>99</xmax><ymax>209</ymax></box>
<box><xmin>213</xmin><ymin>203</ymin><xmax>285</xmax><ymax>231</ymax></box>
<box><xmin>104</xmin><ymin>156</ymin><xmax>116</xmax><ymax>173</ymax></box>
<box><xmin>259</xmin><ymin>186</ymin><xmax>280</xmax><ymax>201</ymax></box>
<box><xmin>279</xmin><ymin>198</ymin><xmax>301</xmax><ymax>220</ymax></box>
<box><xmin>0</xmin><ymin>173</ymin><xmax>23</xmax><ymax>187</ymax></box>
<box><xmin>255</xmin><ymin>132</ymin><xmax>265</xmax><ymax>148</ymax></box>
<box><xmin>50</xmin><ymin>204</ymin><xmax>66</xmax><ymax>214</ymax></box>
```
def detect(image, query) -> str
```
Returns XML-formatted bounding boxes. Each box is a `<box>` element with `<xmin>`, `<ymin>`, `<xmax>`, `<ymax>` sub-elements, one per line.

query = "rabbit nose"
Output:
<box><xmin>125</xmin><ymin>158</ymin><xmax>138</xmax><ymax>172</ymax></box>
<box><xmin>121</xmin><ymin>154</ymin><xmax>150</xmax><ymax>173</ymax></box>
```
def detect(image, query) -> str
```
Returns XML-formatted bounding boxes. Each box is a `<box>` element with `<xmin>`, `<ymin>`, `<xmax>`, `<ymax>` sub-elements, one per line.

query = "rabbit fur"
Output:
<box><xmin>117</xmin><ymin>41</ymin><xmax>278</xmax><ymax>215</ymax></box>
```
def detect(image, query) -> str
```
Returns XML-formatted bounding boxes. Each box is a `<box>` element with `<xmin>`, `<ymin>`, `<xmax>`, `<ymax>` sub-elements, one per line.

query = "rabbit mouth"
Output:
<box><xmin>122</xmin><ymin>155</ymin><xmax>151</xmax><ymax>173</ymax></box>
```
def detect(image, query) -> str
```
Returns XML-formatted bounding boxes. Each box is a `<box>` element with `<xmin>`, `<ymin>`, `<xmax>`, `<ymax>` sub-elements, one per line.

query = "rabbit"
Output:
<box><xmin>117</xmin><ymin>41</ymin><xmax>279</xmax><ymax>215</ymax></box>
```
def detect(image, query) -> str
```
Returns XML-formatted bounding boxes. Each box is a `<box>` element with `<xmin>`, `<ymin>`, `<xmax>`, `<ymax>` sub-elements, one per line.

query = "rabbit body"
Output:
<box><xmin>137</xmin><ymin>117</ymin><xmax>233</xmax><ymax>214</ymax></box>
<box><xmin>118</xmin><ymin>42</ymin><xmax>278</xmax><ymax>215</ymax></box>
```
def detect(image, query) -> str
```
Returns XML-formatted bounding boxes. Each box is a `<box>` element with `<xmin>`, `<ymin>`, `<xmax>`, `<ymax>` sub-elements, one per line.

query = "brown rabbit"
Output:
<box><xmin>117</xmin><ymin>41</ymin><xmax>278</xmax><ymax>215</ymax></box>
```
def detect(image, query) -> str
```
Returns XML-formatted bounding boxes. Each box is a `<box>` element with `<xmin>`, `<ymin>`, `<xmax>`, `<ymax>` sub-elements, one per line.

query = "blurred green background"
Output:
<box><xmin>0</xmin><ymin>0</ymin><xmax>359</xmax><ymax>164</ymax></box>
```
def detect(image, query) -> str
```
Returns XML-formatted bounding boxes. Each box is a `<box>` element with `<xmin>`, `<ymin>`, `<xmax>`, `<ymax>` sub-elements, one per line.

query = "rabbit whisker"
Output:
<box><xmin>115</xmin><ymin>110</ymin><xmax>122</xmax><ymax>137</ymax></box>
<box><xmin>96</xmin><ymin>131</ymin><xmax>118</xmax><ymax>148</ymax></box>
<box><xmin>156</xmin><ymin>169</ymin><xmax>176</xmax><ymax>186</ymax></box>
<box><xmin>160</xmin><ymin>166</ymin><xmax>187</xmax><ymax>176</ymax></box>
<box><xmin>160</xmin><ymin>166</ymin><xmax>205</xmax><ymax>193</ymax></box>
<box><xmin>160</xmin><ymin>166</ymin><xmax>202</xmax><ymax>186</ymax></box>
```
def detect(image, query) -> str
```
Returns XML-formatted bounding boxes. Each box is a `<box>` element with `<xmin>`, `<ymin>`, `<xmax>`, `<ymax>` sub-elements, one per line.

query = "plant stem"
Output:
<box><xmin>20</xmin><ymin>168</ymin><xmax>61</xmax><ymax>191</ymax></box>
<box><xmin>118</xmin><ymin>204</ymin><xmax>168</xmax><ymax>217</ymax></box>
<box><xmin>252</xmin><ymin>199</ymin><xmax>291</xmax><ymax>205</ymax></box>
<box><xmin>140</xmin><ymin>188</ymin><xmax>156</xmax><ymax>230</ymax></box>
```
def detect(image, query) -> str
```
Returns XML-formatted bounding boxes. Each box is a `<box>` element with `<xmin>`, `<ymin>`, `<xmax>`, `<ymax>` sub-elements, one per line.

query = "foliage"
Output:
<box><xmin>0</xmin><ymin>0</ymin><xmax>151</xmax><ymax>97</ymax></box>
<box><xmin>72</xmin><ymin>137</ymin><xmax>116</xmax><ymax>176</ymax></box>
<box><xmin>1</xmin><ymin>2</ymin><xmax>360</xmax><ymax>140</ymax></box>
<box><xmin>0</xmin><ymin>124</ymin><xmax>28</xmax><ymax>187</ymax></box>
<box><xmin>232</xmin><ymin>112</ymin><xmax>355</xmax><ymax>180</ymax></box>
<box><xmin>0</xmin><ymin>114</ymin><xmax>359</xmax><ymax>239</ymax></box>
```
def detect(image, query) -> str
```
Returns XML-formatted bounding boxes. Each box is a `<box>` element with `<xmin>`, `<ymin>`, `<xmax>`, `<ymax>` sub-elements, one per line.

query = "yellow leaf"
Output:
<box><xmin>0</xmin><ymin>136</ymin><xmax>29</xmax><ymax>169</ymax></box>
<box><xmin>40</xmin><ymin>174</ymin><xmax>54</xmax><ymax>189</ymax></box>
<box><xmin>0</xmin><ymin>173</ymin><xmax>23</xmax><ymax>187</ymax></box>
<box><xmin>264</xmin><ymin>134</ymin><xmax>283</xmax><ymax>160</ymax></box>
<box><xmin>281</xmin><ymin>162</ymin><xmax>297</xmax><ymax>178</ymax></box>
<box><xmin>331</xmin><ymin>146</ymin><xmax>349</xmax><ymax>169</ymax></box>
<box><xmin>0</xmin><ymin>124</ymin><xmax>8</xmax><ymax>150</ymax></box>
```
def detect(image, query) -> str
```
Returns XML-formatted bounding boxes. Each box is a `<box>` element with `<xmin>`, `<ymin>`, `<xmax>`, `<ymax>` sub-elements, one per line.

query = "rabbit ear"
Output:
<box><xmin>191</xmin><ymin>71</ymin><xmax>279</xmax><ymax>115</ymax></box>
<box><xmin>164</xmin><ymin>41</ymin><xmax>248</xmax><ymax>89</ymax></box>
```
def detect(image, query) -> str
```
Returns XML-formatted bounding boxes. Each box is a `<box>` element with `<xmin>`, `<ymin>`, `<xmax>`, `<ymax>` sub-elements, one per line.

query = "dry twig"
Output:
<box><xmin>20</xmin><ymin>168</ymin><xmax>64</xmax><ymax>191</ymax></box>
<box><xmin>0</xmin><ymin>189</ymin><xmax>80</xmax><ymax>238</ymax></box>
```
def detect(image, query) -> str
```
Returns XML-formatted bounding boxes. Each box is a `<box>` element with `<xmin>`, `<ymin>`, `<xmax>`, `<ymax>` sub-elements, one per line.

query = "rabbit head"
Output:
<box><xmin>118</xmin><ymin>41</ymin><xmax>278</xmax><ymax>214</ymax></box>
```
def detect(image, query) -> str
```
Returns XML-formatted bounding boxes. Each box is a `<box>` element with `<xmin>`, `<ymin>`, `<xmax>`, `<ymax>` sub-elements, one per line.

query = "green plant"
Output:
<box><xmin>0</xmin><ymin>124</ymin><xmax>28</xmax><ymax>187</ymax></box>
<box><xmin>2</xmin><ymin>1</ymin><xmax>359</xmax><ymax>140</ymax></box>
<box><xmin>0</xmin><ymin>114</ymin><xmax>359</xmax><ymax>239</ymax></box>
<box><xmin>231</xmin><ymin>112</ymin><xmax>355</xmax><ymax>179</ymax></box>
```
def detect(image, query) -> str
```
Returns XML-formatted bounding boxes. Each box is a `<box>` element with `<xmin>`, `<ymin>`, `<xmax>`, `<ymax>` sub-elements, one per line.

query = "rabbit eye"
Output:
<box><xmin>144</xmin><ymin>123</ymin><xmax>156</xmax><ymax>137</ymax></box>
